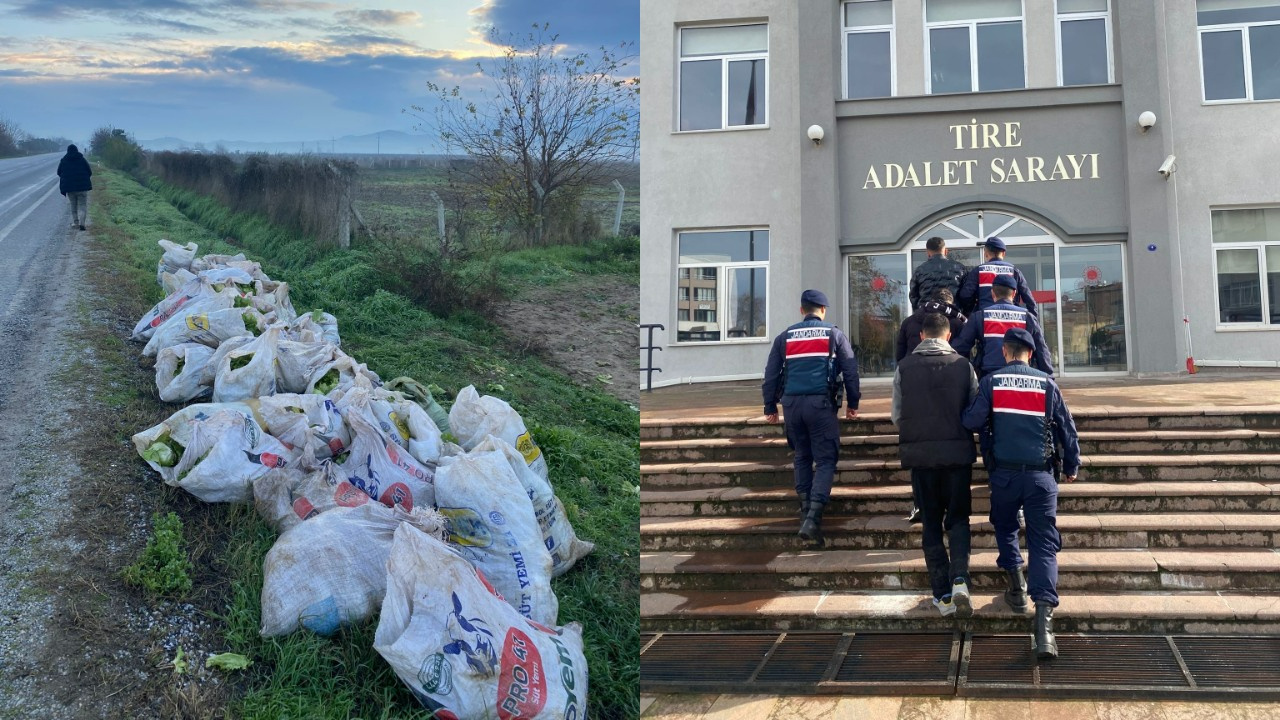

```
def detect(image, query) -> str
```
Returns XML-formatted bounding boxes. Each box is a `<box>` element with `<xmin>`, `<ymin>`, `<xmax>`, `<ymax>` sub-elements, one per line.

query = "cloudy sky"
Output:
<box><xmin>0</xmin><ymin>0</ymin><xmax>638</xmax><ymax>146</ymax></box>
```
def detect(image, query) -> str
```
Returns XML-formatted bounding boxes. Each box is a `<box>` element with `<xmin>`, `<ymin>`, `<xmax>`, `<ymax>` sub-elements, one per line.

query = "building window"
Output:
<box><xmin>926</xmin><ymin>0</ymin><xmax>1025</xmax><ymax>94</ymax></box>
<box><xmin>844</xmin><ymin>0</ymin><xmax>894</xmax><ymax>98</ymax></box>
<box><xmin>678</xmin><ymin>24</ymin><xmax>768</xmax><ymax>131</ymax></box>
<box><xmin>1198</xmin><ymin>1</ymin><xmax>1280</xmax><ymax>102</ymax></box>
<box><xmin>1213</xmin><ymin>207</ymin><xmax>1280</xmax><ymax>325</ymax></box>
<box><xmin>1057</xmin><ymin>0</ymin><xmax>1112</xmax><ymax>86</ymax></box>
<box><xmin>676</xmin><ymin>229</ymin><xmax>769</xmax><ymax>342</ymax></box>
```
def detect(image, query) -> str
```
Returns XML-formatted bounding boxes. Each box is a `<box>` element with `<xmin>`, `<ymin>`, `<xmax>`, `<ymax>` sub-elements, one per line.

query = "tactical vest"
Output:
<box><xmin>897</xmin><ymin>351</ymin><xmax>978</xmax><ymax>468</ymax></box>
<box><xmin>989</xmin><ymin>363</ymin><xmax>1054</xmax><ymax>468</ymax></box>
<box><xmin>782</xmin><ymin>319</ymin><xmax>835</xmax><ymax>396</ymax></box>
<box><xmin>978</xmin><ymin>302</ymin><xmax>1031</xmax><ymax>372</ymax></box>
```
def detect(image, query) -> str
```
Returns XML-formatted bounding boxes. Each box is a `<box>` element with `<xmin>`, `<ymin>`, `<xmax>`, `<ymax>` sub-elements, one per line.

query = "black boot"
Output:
<box><xmin>1033</xmin><ymin>602</ymin><xmax>1058</xmax><ymax>660</ymax></box>
<box><xmin>797</xmin><ymin>492</ymin><xmax>809</xmax><ymax>522</ymax></box>
<box><xmin>1005</xmin><ymin>568</ymin><xmax>1028</xmax><ymax>614</ymax></box>
<box><xmin>798</xmin><ymin>500</ymin><xmax>825</xmax><ymax>548</ymax></box>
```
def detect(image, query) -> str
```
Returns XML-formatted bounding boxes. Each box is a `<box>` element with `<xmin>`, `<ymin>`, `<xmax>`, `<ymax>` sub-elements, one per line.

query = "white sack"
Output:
<box><xmin>259</xmin><ymin>503</ymin><xmax>446</xmax><ymax>637</ymax></box>
<box><xmin>166</xmin><ymin>409</ymin><xmax>296</xmax><ymax>503</ymax></box>
<box><xmin>375</xmin><ymin>524</ymin><xmax>589</xmax><ymax>720</ymax></box>
<box><xmin>448</xmin><ymin>385</ymin><xmax>548</xmax><ymax>480</ymax></box>
<box><xmin>161</xmin><ymin>268</ymin><xmax>197</xmax><ymax>296</ymax></box>
<box><xmin>335</xmin><ymin>408</ymin><xmax>436</xmax><ymax>510</ymax></box>
<box><xmin>436</xmin><ymin>448</ymin><xmax>557</xmax><ymax>626</ymax></box>
<box><xmin>258</xmin><ymin>393</ymin><xmax>350</xmax><ymax>461</ymax></box>
<box><xmin>307</xmin><ymin>351</ymin><xmax>380</xmax><ymax>396</ymax></box>
<box><xmin>155</xmin><ymin>342</ymin><xmax>215</xmax><ymax>403</ymax></box>
<box><xmin>337</xmin><ymin>386</ymin><xmax>442</xmax><ymax>468</ymax></box>
<box><xmin>143</xmin><ymin>307</ymin><xmax>264</xmax><ymax>358</ymax></box>
<box><xmin>476</xmin><ymin>436</ymin><xmax>594</xmax><ymax>577</ymax></box>
<box><xmin>156</xmin><ymin>239</ymin><xmax>197</xmax><ymax>284</ymax></box>
<box><xmin>276</xmin><ymin>340</ymin><xmax>337</xmax><ymax>394</ymax></box>
<box><xmin>212</xmin><ymin>325</ymin><xmax>282</xmax><ymax>403</ymax></box>
<box><xmin>132</xmin><ymin>401</ymin><xmax>259</xmax><ymax>481</ymax></box>
<box><xmin>253</xmin><ymin>462</ymin><xmax>370</xmax><ymax>533</ymax></box>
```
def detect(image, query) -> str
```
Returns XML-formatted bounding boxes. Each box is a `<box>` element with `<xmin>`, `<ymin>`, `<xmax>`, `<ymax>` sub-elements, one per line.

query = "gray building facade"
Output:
<box><xmin>640</xmin><ymin>0</ymin><xmax>1280</xmax><ymax>387</ymax></box>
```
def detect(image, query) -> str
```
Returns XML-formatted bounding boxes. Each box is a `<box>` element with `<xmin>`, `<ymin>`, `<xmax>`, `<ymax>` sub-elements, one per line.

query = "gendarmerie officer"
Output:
<box><xmin>762</xmin><ymin>289</ymin><xmax>860</xmax><ymax>547</ymax></box>
<box><xmin>952</xmin><ymin>274</ymin><xmax>1053</xmax><ymax>379</ymax></box>
<box><xmin>956</xmin><ymin>237</ymin><xmax>1038</xmax><ymax>317</ymax></box>
<box><xmin>962</xmin><ymin>328</ymin><xmax>1080</xmax><ymax>660</ymax></box>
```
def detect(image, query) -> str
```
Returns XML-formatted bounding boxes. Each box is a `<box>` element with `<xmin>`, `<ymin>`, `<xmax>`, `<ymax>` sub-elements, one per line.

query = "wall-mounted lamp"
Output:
<box><xmin>807</xmin><ymin>124</ymin><xmax>825</xmax><ymax>146</ymax></box>
<box><xmin>1138</xmin><ymin>111</ymin><xmax>1157</xmax><ymax>133</ymax></box>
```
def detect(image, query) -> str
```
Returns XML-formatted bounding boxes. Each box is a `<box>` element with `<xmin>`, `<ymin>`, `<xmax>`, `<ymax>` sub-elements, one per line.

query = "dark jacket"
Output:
<box><xmin>892</xmin><ymin>339</ymin><xmax>977</xmax><ymax>469</ymax></box>
<box><xmin>962</xmin><ymin>361</ymin><xmax>1080</xmax><ymax>476</ymax></box>
<box><xmin>762</xmin><ymin>315</ymin><xmax>861</xmax><ymax>415</ymax></box>
<box><xmin>57</xmin><ymin>148</ymin><xmax>92</xmax><ymax>195</ymax></box>
<box><xmin>951</xmin><ymin>301</ymin><xmax>1055</xmax><ymax>376</ymax></box>
<box><xmin>956</xmin><ymin>259</ymin><xmax>1038</xmax><ymax>317</ymax></box>
<box><xmin>895</xmin><ymin>301</ymin><xmax>967</xmax><ymax>362</ymax></box>
<box><xmin>910</xmin><ymin>254</ymin><xmax>966</xmax><ymax>309</ymax></box>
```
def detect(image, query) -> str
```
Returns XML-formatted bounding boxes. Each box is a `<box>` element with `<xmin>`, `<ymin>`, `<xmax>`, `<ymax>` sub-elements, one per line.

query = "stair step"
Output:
<box><xmin>640</xmin><ymin>407</ymin><xmax>1280</xmax><ymax>440</ymax></box>
<box><xmin>641</xmin><ymin>482</ymin><xmax>1280</xmax><ymax>517</ymax></box>
<box><xmin>640</xmin><ymin>513</ymin><xmax>1280</xmax><ymax>551</ymax></box>
<box><xmin>640</xmin><ymin>548</ymin><xmax>1280</xmax><ymax>593</ymax></box>
<box><xmin>640</xmin><ymin>590</ymin><xmax>1280</xmax><ymax>634</ymax></box>
<box><xmin>640</xmin><ymin>455</ymin><xmax>1280</xmax><ymax>488</ymax></box>
<box><xmin>640</xmin><ymin>430</ymin><xmax>1280</xmax><ymax>463</ymax></box>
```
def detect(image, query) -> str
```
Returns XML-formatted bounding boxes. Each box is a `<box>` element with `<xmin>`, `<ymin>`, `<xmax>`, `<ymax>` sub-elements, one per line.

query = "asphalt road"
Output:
<box><xmin>0</xmin><ymin>152</ymin><xmax>76</xmax><ymax>412</ymax></box>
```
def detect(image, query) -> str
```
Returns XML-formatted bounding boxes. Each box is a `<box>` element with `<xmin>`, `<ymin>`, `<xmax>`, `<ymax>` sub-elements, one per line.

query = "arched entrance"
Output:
<box><xmin>845</xmin><ymin>209</ymin><xmax>1130</xmax><ymax>377</ymax></box>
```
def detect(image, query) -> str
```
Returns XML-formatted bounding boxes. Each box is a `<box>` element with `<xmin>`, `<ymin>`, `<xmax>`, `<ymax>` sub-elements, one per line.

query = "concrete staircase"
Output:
<box><xmin>640</xmin><ymin>407</ymin><xmax>1280</xmax><ymax>635</ymax></box>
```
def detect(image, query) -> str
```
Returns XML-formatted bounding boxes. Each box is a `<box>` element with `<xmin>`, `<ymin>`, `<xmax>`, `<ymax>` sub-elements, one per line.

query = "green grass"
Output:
<box><xmin>94</xmin><ymin>168</ymin><xmax>639</xmax><ymax>719</ymax></box>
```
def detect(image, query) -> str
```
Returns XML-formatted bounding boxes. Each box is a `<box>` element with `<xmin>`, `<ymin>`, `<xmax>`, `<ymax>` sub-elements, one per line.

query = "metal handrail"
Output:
<box><xmin>639</xmin><ymin>323</ymin><xmax>664</xmax><ymax>392</ymax></box>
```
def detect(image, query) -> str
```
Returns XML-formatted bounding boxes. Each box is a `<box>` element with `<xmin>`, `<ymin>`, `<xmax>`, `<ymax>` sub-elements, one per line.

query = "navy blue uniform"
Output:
<box><xmin>957</xmin><ymin>260</ymin><xmax>1038</xmax><ymax>317</ymax></box>
<box><xmin>762</xmin><ymin>316</ymin><xmax>860</xmax><ymax>506</ymax></box>
<box><xmin>962</xmin><ymin>362</ymin><xmax>1080</xmax><ymax>607</ymax></box>
<box><xmin>951</xmin><ymin>301</ymin><xmax>1054</xmax><ymax>377</ymax></box>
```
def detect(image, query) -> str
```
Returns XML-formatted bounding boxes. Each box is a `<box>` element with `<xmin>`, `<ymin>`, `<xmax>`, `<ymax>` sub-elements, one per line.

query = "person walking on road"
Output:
<box><xmin>910</xmin><ymin>236</ymin><xmax>967</xmax><ymax>311</ymax></box>
<box><xmin>57</xmin><ymin>144</ymin><xmax>92</xmax><ymax>232</ymax></box>
<box><xmin>956</xmin><ymin>237</ymin><xmax>1037</xmax><ymax>316</ymax></box>
<box><xmin>963</xmin><ymin>328</ymin><xmax>1080</xmax><ymax>660</ymax></box>
<box><xmin>952</xmin><ymin>274</ymin><xmax>1054</xmax><ymax>379</ymax></box>
<box><xmin>762</xmin><ymin>289</ymin><xmax>860</xmax><ymax>548</ymax></box>
<box><xmin>892</xmin><ymin>312</ymin><xmax>978</xmax><ymax>617</ymax></box>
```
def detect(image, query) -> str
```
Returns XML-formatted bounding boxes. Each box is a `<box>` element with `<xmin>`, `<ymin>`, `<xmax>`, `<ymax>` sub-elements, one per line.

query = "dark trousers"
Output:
<box><xmin>911</xmin><ymin>466</ymin><xmax>973</xmax><ymax>599</ymax></box>
<box><xmin>989</xmin><ymin>468</ymin><xmax>1062</xmax><ymax>607</ymax></box>
<box><xmin>782</xmin><ymin>394</ymin><xmax>840</xmax><ymax>506</ymax></box>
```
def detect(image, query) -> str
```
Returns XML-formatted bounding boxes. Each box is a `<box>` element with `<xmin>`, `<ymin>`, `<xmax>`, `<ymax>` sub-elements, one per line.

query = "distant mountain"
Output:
<box><xmin>139</xmin><ymin>130</ymin><xmax>442</xmax><ymax>155</ymax></box>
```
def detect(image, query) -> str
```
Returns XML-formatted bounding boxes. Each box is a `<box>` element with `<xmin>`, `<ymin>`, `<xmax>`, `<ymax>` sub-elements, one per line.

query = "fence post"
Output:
<box><xmin>329</xmin><ymin>162</ymin><xmax>351</xmax><ymax>249</ymax></box>
<box><xmin>612</xmin><ymin>179</ymin><xmax>625</xmax><ymax>237</ymax></box>
<box><xmin>429</xmin><ymin>190</ymin><xmax>446</xmax><ymax>242</ymax></box>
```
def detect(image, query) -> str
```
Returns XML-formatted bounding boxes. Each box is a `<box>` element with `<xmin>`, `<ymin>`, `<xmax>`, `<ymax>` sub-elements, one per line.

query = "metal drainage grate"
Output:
<box><xmin>640</xmin><ymin>632</ymin><xmax>960</xmax><ymax>695</ymax></box>
<box><xmin>1174</xmin><ymin>637</ymin><xmax>1280</xmax><ymax>689</ymax></box>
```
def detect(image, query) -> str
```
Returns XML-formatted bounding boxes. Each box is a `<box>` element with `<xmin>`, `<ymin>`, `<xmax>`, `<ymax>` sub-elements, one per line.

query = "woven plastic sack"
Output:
<box><xmin>155</xmin><ymin>342</ymin><xmax>215</xmax><ymax>403</ymax></box>
<box><xmin>189</xmin><ymin>252</ymin><xmax>247</xmax><ymax>273</ymax></box>
<box><xmin>157</xmin><ymin>239</ymin><xmax>198</xmax><ymax>284</ymax></box>
<box><xmin>475</xmin><ymin>436</ymin><xmax>594</xmax><ymax>577</ymax></box>
<box><xmin>132</xmin><ymin>402</ymin><xmax>260</xmax><ymax>482</ymax></box>
<box><xmin>212</xmin><ymin>326</ymin><xmax>282</xmax><ymax>403</ymax></box>
<box><xmin>307</xmin><ymin>351</ymin><xmax>380</xmax><ymax>396</ymax></box>
<box><xmin>337</xmin><ymin>386</ymin><xmax>442</xmax><ymax>468</ymax></box>
<box><xmin>276</xmin><ymin>340</ymin><xmax>337</xmax><ymax>394</ymax></box>
<box><xmin>258</xmin><ymin>393</ymin><xmax>350</xmax><ymax>461</ymax></box>
<box><xmin>143</xmin><ymin>307</ymin><xmax>265</xmax><ymax>358</ymax></box>
<box><xmin>436</xmin><ymin>448</ymin><xmax>556</xmax><ymax>626</ymax></box>
<box><xmin>253</xmin><ymin>462</ymin><xmax>369</xmax><ymax>533</ymax></box>
<box><xmin>161</xmin><ymin>268</ymin><xmax>197</xmax><ymax>296</ymax></box>
<box><xmin>448</xmin><ymin>385</ymin><xmax>548</xmax><ymax>480</ymax></box>
<box><xmin>334</xmin><ymin>408</ymin><xmax>436</xmax><ymax>510</ymax></box>
<box><xmin>165</xmin><ymin>409</ymin><xmax>295</xmax><ymax>503</ymax></box>
<box><xmin>375</xmin><ymin>524</ymin><xmax>589</xmax><ymax>720</ymax></box>
<box><xmin>132</xmin><ymin>276</ymin><xmax>245</xmax><ymax>342</ymax></box>
<box><xmin>384</xmin><ymin>376</ymin><xmax>450</xmax><ymax>434</ymax></box>
<box><xmin>259</xmin><ymin>503</ymin><xmax>446</xmax><ymax>637</ymax></box>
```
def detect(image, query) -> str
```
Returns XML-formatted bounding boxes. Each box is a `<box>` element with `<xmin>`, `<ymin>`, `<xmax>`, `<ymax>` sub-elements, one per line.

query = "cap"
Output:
<box><xmin>992</xmin><ymin>274</ymin><xmax>1017</xmax><ymax>289</ymax></box>
<box><xmin>800</xmin><ymin>289</ymin><xmax>829</xmax><ymax>308</ymax></box>
<box><xmin>984</xmin><ymin>237</ymin><xmax>1007</xmax><ymax>251</ymax></box>
<box><xmin>1003</xmin><ymin>327</ymin><xmax>1035</xmax><ymax>350</ymax></box>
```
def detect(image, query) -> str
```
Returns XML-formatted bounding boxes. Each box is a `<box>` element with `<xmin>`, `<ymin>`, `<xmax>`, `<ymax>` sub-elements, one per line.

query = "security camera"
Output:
<box><xmin>1158</xmin><ymin>154</ymin><xmax>1176</xmax><ymax>178</ymax></box>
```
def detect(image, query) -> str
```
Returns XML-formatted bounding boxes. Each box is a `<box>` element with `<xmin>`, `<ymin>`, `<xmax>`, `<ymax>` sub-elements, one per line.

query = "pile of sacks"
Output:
<box><xmin>129</xmin><ymin>240</ymin><xmax>594</xmax><ymax>717</ymax></box>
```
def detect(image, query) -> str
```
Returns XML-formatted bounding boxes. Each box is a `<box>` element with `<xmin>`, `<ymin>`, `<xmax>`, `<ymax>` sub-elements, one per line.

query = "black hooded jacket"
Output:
<box><xmin>57</xmin><ymin>146</ymin><xmax>92</xmax><ymax>194</ymax></box>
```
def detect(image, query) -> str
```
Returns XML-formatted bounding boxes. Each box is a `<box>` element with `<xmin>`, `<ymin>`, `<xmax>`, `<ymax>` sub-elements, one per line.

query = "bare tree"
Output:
<box><xmin>0</xmin><ymin>117</ymin><xmax>25</xmax><ymax>158</ymax></box>
<box><xmin>411</xmin><ymin>24</ymin><xmax>638</xmax><ymax>246</ymax></box>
